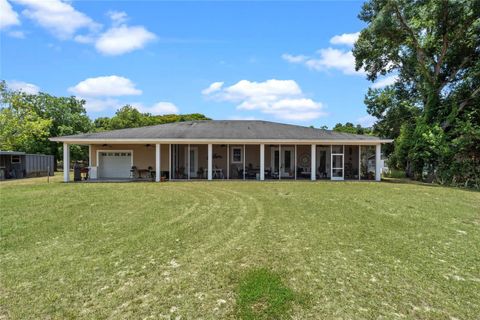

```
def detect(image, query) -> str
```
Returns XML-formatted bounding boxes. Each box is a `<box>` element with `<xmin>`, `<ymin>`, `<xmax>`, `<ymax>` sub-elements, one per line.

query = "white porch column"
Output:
<box><xmin>88</xmin><ymin>145</ymin><xmax>92</xmax><ymax>167</ymax></box>
<box><xmin>294</xmin><ymin>145</ymin><xmax>297</xmax><ymax>180</ymax></box>
<box><xmin>168</xmin><ymin>144</ymin><xmax>172</xmax><ymax>181</ymax></box>
<box><xmin>278</xmin><ymin>144</ymin><xmax>281</xmax><ymax>180</ymax></box>
<box><xmin>375</xmin><ymin>144</ymin><xmax>381</xmax><ymax>181</ymax></box>
<box><xmin>243</xmin><ymin>144</ymin><xmax>246</xmax><ymax>180</ymax></box>
<box><xmin>260</xmin><ymin>144</ymin><xmax>265</xmax><ymax>180</ymax></box>
<box><xmin>226</xmin><ymin>144</ymin><xmax>230</xmax><ymax>180</ymax></box>
<box><xmin>330</xmin><ymin>145</ymin><xmax>333</xmax><ymax>179</ymax></box>
<box><xmin>311</xmin><ymin>144</ymin><xmax>316</xmax><ymax>181</ymax></box>
<box><xmin>155</xmin><ymin>144</ymin><xmax>161</xmax><ymax>182</ymax></box>
<box><xmin>207</xmin><ymin>143</ymin><xmax>213</xmax><ymax>180</ymax></box>
<box><xmin>358</xmin><ymin>145</ymin><xmax>361</xmax><ymax>180</ymax></box>
<box><xmin>63</xmin><ymin>142</ymin><xmax>70</xmax><ymax>182</ymax></box>
<box><xmin>187</xmin><ymin>144</ymin><xmax>191</xmax><ymax>180</ymax></box>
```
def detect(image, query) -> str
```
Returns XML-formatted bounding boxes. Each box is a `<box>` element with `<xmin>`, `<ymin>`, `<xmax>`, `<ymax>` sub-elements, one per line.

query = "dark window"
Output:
<box><xmin>284</xmin><ymin>150</ymin><xmax>291</xmax><ymax>168</ymax></box>
<box><xmin>274</xmin><ymin>151</ymin><xmax>279</xmax><ymax>172</ymax></box>
<box><xmin>11</xmin><ymin>155</ymin><xmax>21</xmax><ymax>163</ymax></box>
<box><xmin>319</xmin><ymin>150</ymin><xmax>326</xmax><ymax>172</ymax></box>
<box><xmin>232</xmin><ymin>148</ymin><xmax>242</xmax><ymax>163</ymax></box>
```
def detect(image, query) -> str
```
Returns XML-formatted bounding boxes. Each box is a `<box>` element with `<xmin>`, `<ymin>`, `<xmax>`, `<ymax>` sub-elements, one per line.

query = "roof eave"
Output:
<box><xmin>50</xmin><ymin>137</ymin><xmax>394</xmax><ymax>144</ymax></box>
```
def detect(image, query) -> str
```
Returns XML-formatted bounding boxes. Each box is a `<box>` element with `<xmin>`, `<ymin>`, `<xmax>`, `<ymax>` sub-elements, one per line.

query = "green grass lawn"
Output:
<box><xmin>1</xmin><ymin>176</ymin><xmax>479</xmax><ymax>319</ymax></box>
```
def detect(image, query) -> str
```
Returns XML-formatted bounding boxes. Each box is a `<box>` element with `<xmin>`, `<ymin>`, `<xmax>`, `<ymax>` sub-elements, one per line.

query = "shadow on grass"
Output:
<box><xmin>382</xmin><ymin>177</ymin><xmax>480</xmax><ymax>193</ymax></box>
<box><xmin>236</xmin><ymin>268</ymin><xmax>297</xmax><ymax>320</ymax></box>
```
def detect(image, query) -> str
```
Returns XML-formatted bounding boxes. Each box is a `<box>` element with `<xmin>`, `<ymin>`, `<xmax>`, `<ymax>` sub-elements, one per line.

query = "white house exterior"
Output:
<box><xmin>50</xmin><ymin>120</ymin><xmax>392</xmax><ymax>183</ymax></box>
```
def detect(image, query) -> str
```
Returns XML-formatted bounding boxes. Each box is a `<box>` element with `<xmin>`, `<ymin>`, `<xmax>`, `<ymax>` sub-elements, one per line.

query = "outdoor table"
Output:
<box><xmin>137</xmin><ymin>169</ymin><xmax>150</xmax><ymax>179</ymax></box>
<box><xmin>212</xmin><ymin>168</ymin><xmax>224</xmax><ymax>179</ymax></box>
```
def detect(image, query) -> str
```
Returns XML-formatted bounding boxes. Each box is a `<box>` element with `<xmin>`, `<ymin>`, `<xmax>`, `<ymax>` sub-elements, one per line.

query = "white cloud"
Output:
<box><xmin>95</xmin><ymin>25</ymin><xmax>156</xmax><ymax>55</ymax></box>
<box><xmin>73</xmin><ymin>34</ymin><xmax>95</xmax><ymax>44</ymax></box>
<box><xmin>134</xmin><ymin>102</ymin><xmax>179</xmax><ymax>115</ymax></box>
<box><xmin>357</xmin><ymin>115</ymin><xmax>377</xmax><ymax>127</ymax></box>
<box><xmin>8</xmin><ymin>2</ymin><xmax>155</xmax><ymax>55</ymax></box>
<box><xmin>69</xmin><ymin>76</ymin><xmax>178</xmax><ymax>115</ymax></box>
<box><xmin>7</xmin><ymin>80</ymin><xmax>39</xmax><ymax>94</ymax></box>
<box><xmin>81</xmin><ymin>97</ymin><xmax>121</xmax><ymax>113</ymax></box>
<box><xmin>11</xmin><ymin>0</ymin><xmax>100</xmax><ymax>39</ymax></box>
<box><xmin>281</xmin><ymin>53</ymin><xmax>307</xmax><ymax>64</ymax></box>
<box><xmin>330</xmin><ymin>32</ymin><xmax>360</xmax><ymax>46</ymax></box>
<box><xmin>310</xmin><ymin>48</ymin><xmax>363</xmax><ymax>75</ymax></box>
<box><xmin>0</xmin><ymin>0</ymin><xmax>20</xmax><ymax>29</ymax></box>
<box><xmin>203</xmin><ymin>79</ymin><xmax>325</xmax><ymax>121</ymax></box>
<box><xmin>283</xmin><ymin>47</ymin><xmax>364</xmax><ymax>76</ymax></box>
<box><xmin>68</xmin><ymin>75</ymin><xmax>142</xmax><ymax>97</ymax></box>
<box><xmin>223</xmin><ymin>79</ymin><xmax>302</xmax><ymax>100</ymax></box>
<box><xmin>107</xmin><ymin>10</ymin><xmax>128</xmax><ymax>26</ymax></box>
<box><xmin>371</xmin><ymin>75</ymin><xmax>398</xmax><ymax>89</ymax></box>
<box><xmin>201</xmin><ymin>81</ymin><xmax>224</xmax><ymax>95</ymax></box>
<box><xmin>285</xmin><ymin>48</ymin><xmax>363</xmax><ymax>76</ymax></box>
<box><xmin>282</xmin><ymin>31</ymin><xmax>365</xmax><ymax>76</ymax></box>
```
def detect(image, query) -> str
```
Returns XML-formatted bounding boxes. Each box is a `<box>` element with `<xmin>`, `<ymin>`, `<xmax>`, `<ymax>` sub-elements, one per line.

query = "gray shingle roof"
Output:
<box><xmin>0</xmin><ymin>151</ymin><xmax>26</xmax><ymax>156</ymax></box>
<box><xmin>53</xmin><ymin>120</ymin><xmax>385</xmax><ymax>141</ymax></box>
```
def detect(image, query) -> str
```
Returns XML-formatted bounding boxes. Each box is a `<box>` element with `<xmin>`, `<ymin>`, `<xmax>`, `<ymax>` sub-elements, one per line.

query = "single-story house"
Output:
<box><xmin>0</xmin><ymin>151</ymin><xmax>54</xmax><ymax>180</ymax></box>
<box><xmin>50</xmin><ymin>120</ymin><xmax>392</xmax><ymax>182</ymax></box>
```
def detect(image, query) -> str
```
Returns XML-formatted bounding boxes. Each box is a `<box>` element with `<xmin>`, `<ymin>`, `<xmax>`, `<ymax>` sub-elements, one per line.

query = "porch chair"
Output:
<box><xmin>130</xmin><ymin>166</ymin><xmax>138</xmax><ymax>179</ymax></box>
<box><xmin>148</xmin><ymin>166</ymin><xmax>155</xmax><ymax>180</ymax></box>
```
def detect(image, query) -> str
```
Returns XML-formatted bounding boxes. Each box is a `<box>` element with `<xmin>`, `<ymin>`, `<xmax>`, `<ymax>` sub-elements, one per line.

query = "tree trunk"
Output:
<box><xmin>424</xmin><ymin>88</ymin><xmax>441</xmax><ymax>123</ymax></box>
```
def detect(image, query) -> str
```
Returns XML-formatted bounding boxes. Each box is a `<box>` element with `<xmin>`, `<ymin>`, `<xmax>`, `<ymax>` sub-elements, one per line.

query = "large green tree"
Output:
<box><xmin>333</xmin><ymin>122</ymin><xmax>373</xmax><ymax>135</ymax></box>
<box><xmin>94</xmin><ymin>105</ymin><xmax>211</xmax><ymax>131</ymax></box>
<box><xmin>0</xmin><ymin>81</ymin><xmax>92</xmax><ymax>165</ymax></box>
<box><xmin>363</xmin><ymin>86</ymin><xmax>421</xmax><ymax>156</ymax></box>
<box><xmin>94</xmin><ymin>106</ymin><xmax>148</xmax><ymax>130</ymax></box>
<box><xmin>0</xmin><ymin>103</ymin><xmax>52</xmax><ymax>153</ymax></box>
<box><xmin>353</xmin><ymin>0</ymin><xmax>480</xmax><ymax>187</ymax></box>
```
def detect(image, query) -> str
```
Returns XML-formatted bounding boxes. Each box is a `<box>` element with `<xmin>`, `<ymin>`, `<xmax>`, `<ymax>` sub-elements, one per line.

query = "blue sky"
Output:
<box><xmin>0</xmin><ymin>0</ymin><xmax>395</xmax><ymax>128</ymax></box>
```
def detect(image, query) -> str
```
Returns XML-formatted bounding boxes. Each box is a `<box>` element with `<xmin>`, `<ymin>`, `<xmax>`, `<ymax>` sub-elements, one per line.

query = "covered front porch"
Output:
<box><xmin>62</xmin><ymin>142</ymin><xmax>382</xmax><ymax>182</ymax></box>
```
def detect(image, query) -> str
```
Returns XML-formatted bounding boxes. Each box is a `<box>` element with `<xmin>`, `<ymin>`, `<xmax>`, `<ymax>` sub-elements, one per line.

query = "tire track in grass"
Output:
<box><xmin>206</xmin><ymin>185</ymin><xmax>266</xmax><ymax>262</ymax></box>
<box><xmin>107</xmin><ymin>183</ymin><xmax>266</xmax><ymax>319</ymax></box>
<box><xmin>140</xmin><ymin>183</ymin><xmax>225</xmax><ymax>238</ymax></box>
<box><xmin>189</xmin><ymin>184</ymin><xmax>265</xmax><ymax>261</ymax></box>
<box><xmin>128</xmin><ymin>182</ymin><xmax>235</xmax><ymax>259</ymax></box>
<box><xmin>163</xmin><ymin>185</ymin><xmax>203</xmax><ymax>226</ymax></box>
<box><xmin>126</xmin><ymin>184</ymin><xmax>248</xmax><ymax>318</ymax></box>
<box><xmin>180</xmin><ymin>184</ymin><xmax>252</xmax><ymax>259</ymax></box>
<box><xmin>85</xmin><ymin>184</ymin><xmax>224</xmax><ymax>319</ymax></box>
<box><xmin>173</xmin><ymin>184</ymin><xmax>267</xmax><ymax>318</ymax></box>
<box><xmin>168</xmin><ymin>183</ymin><xmax>225</xmax><ymax>234</ymax></box>
<box><xmin>146</xmin><ymin>183</ymin><xmax>239</xmax><ymax>261</ymax></box>
<box><xmin>201</xmin><ymin>185</ymin><xmax>268</xmax><ymax>315</ymax></box>
<box><xmin>121</xmin><ymin>183</ymin><xmax>227</xmax><ymax>264</ymax></box>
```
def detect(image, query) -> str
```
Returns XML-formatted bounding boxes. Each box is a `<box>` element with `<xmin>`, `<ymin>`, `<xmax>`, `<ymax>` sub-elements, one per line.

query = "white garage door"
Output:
<box><xmin>98</xmin><ymin>152</ymin><xmax>132</xmax><ymax>178</ymax></box>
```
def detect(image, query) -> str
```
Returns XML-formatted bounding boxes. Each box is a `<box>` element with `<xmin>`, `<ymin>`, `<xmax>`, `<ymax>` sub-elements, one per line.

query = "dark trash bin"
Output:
<box><xmin>73</xmin><ymin>162</ymin><xmax>82</xmax><ymax>181</ymax></box>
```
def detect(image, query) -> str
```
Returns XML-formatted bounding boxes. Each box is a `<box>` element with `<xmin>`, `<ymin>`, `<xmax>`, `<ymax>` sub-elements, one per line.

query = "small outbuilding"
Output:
<box><xmin>0</xmin><ymin>151</ymin><xmax>54</xmax><ymax>180</ymax></box>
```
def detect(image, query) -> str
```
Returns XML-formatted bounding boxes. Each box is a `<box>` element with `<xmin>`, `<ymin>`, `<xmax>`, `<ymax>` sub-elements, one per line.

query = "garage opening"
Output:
<box><xmin>98</xmin><ymin>151</ymin><xmax>132</xmax><ymax>179</ymax></box>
